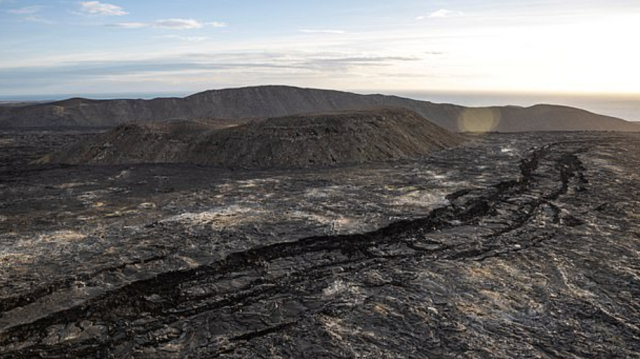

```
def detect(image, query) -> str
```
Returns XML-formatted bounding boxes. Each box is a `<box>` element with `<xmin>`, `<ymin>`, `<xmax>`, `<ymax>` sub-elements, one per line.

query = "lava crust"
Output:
<box><xmin>49</xmin><ymin>108</ymin><xmax>466</xmax><ymax>168</ymax></box>
<box><xmin>1</xmin><ymin>131</ymin><xmax>640</xmax><ymax>358</ymax></box>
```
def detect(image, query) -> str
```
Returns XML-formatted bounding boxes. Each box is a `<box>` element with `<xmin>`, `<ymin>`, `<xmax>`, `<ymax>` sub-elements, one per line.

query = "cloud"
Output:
<box><xmin>78</xmin><ymin>1</ymin><xmax>127</xmax><ymax>16</ymax></box>
<box><xmin>8</xmin><ymin>6</ymin><xmax>43</xmax><ymax>15</ymax></box>
<box><xmin>6</xmin><ymin>5</ymin><xmax>55</xmax><ymax>24</ymax></box>
<box><xmin>161</xmin><ymin>35</ymin><xmax>209</xmax><ymax>42</ymax></box>
<box><xmin>301</xmin><ymin>55</ymin><xmax>418</xmax><ymax>70</ymax></box>
<box><xmin>207</xmin><ymin>22</ymin><xmax>227</xmax><ymax>28</ymax></box>
<box><xmin>0</xmin><ymin>52</ymin><xmax>418</xmax><ymax>85</ymax></box>
<box><xmin>111</xmin><ymin>19</ymin><xmax>226</xmax><ymax>30</ymax></box>
<box><xmin>0</xmin><ymin>50</ymin><xmax>433</xmax><ymax>96</ymax></box>
<box><xmin>25</xmin><ymin>15</ymin><xmax>55</xmax><ymax>24</ymax></box>
<box><xmin>298</xmin><ymin>29</ymin><xmax>346</xmax><ymax>34</ymax></box>
<box><xmin>111</xmin><ymin>22</ymin><xmax>148</xmax><ymax>29</ymax></box>
<box><xmin>154</xmin><ymin>18</ymin><xmax>203</xmax><ymax>29</ymax></box>
<box><xmin>417</xmin><ymin>9</ymin><xmax>463</xmax><ymax>20</ymax></box>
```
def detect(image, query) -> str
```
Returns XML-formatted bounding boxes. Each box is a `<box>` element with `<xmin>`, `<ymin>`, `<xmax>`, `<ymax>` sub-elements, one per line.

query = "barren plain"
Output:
<box><xmin>1</xmin><ymin>130</ymin><xmax>640</xmax><ymax>358</ymax></box>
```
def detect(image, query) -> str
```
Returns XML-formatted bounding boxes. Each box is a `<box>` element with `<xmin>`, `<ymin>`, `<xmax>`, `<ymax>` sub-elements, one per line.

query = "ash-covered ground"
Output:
<box><xmin>1</xmin><ymin>131</ymin><xmax>640</xmax><ymax>358</ymax></box>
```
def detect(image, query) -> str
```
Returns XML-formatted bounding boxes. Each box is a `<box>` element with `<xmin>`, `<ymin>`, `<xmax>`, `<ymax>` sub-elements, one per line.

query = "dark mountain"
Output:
<box><xmin>48</xmin><ymin>108</ymin><xmax>466</xmax><ymax>168</ymax></box>
<box><xmin>1</xmin><ymin>85</ymin><xmax>638</xmax><ymax>132</ymax></box>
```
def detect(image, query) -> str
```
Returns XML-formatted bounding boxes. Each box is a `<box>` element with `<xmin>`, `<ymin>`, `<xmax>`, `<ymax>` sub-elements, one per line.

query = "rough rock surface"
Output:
<box><xmin>50</xmin><ymin>109</ymin><xmax>466</xmax><ymax>168</ymax></box>
<box><xmin>1</xmin><ymin>131</ymin><xmax>640</xmax><ymax>358</ymax></box>
<box><xmin>1</xmin><ymin>86</ymin><xmax>638</xmax><ymax>132</ymax></box>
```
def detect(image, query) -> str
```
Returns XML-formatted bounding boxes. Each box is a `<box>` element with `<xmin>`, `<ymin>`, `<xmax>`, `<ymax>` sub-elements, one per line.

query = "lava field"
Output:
<box><xmin>1</xmin><ymin>131</ymin><xmax>640</xmax><ymax>358</ymax></box>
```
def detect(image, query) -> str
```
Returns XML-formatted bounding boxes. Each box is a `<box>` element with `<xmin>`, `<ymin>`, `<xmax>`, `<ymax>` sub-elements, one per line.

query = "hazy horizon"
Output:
<box><xmin>1</xmin><ymin>0</ymin><xmax>640</xmax><ymax>97</ymax></box>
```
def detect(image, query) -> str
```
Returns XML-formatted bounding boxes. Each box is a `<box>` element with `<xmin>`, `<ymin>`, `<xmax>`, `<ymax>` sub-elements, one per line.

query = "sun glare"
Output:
<box><xmin>438</xmin><ymin>13</ymin><xmax>640</xmax><ymax>95</ymax></box>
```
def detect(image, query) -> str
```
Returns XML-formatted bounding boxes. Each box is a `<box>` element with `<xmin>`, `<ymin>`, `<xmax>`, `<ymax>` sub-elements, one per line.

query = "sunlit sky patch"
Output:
<box><xmin>1</xmin><ymin>0</ymin><xmax>639</xmax><ymax>96</ymax></box>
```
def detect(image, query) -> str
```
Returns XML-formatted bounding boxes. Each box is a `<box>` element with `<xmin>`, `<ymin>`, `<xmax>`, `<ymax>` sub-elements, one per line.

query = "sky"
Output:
<box><xmin>1</xmin><ymin>0</ymin><xmax>640</xmax><ymax>98</ymax></box>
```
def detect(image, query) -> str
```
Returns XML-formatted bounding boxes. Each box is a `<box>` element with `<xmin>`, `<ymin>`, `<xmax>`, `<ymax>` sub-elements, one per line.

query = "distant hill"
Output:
<box><xmin>48</xmin><ymin>108</ymin><xmax>466</xmax><ymax>168</ymax></box>
<box><xmin>1</xmin><ymin>85</ymin><xmax>638</xmax><ymax>132</ymax></box>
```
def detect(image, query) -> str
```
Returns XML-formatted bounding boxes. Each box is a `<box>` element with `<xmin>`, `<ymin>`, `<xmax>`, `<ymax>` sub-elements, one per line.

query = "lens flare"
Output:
<box><xmin>458</xmin><ymin>108</ymin><xmax>501</xmax><ymax>133</ymax></box>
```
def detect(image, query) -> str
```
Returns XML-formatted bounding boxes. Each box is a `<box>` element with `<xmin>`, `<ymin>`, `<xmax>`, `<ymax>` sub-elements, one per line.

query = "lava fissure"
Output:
<box><xmin>0</xmin><ymin>141</ymin><xmax>593</xmax><ymax>358</ymax></box>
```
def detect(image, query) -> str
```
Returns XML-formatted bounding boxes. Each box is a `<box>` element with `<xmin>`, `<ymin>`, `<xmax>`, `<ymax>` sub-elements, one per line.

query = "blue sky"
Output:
<box><xmin>1</xmin><ymin>0</ymin><xmax>640</xmax><ymax>97</ymax></box>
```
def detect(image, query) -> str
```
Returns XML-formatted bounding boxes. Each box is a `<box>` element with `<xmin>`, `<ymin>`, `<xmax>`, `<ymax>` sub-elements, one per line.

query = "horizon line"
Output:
<box><xmin>2</xmin><ymin>86</ymin><xmax>640</xmax><ymax>102</ymax></box>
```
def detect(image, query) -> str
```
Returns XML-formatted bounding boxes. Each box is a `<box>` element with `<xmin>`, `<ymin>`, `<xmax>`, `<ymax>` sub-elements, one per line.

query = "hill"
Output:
<box><xmin>1</xmin><ymin>86</ymin><xmax>638</xmax><ymax>132</ymax></box>
<box><xmin>49</xmin><ymin>108</ymin><xmax>466</xmax><ymax>168</ymax></box>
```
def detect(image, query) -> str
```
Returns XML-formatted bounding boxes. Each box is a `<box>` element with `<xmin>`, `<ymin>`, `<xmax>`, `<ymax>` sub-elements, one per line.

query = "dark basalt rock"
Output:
<box><xmin>1</xmin><ymin>131</ymin><xmax>640</xmax><ymax>358</ymax></box>
<box><xmin>48</xmin><ymin>108</ymin><xmax>466</xmax><ymax>168</ymax></box>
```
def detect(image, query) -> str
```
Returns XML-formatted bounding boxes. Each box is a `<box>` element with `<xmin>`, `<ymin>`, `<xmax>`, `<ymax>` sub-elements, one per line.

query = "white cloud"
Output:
<box><xmin>417</xmin><ymin>9</ymin><xmax>463</xmax><ymax>20</ymax></box>
<box><xmin>112</xmin><ymin>22</ymin><xmax>148</xmax><ymax>29</ymax></box>
<box><xmin>112</xmin><ymin>19</ymin><xmax>226</xmax><ymax>30</ymax></box>
<box><xmin>298</xmin><ymin>29</ymin><xmax>346</xmax><ymax>34</ymax></box>
<box><xmin>207</xmin><ymin>22</ymin><xmax>227</xmax><ymax>28</ymax></box>
<box><xmin>154</xmin><ymin>18</ymin><xmax>203</xmax><ymax>29</ymax></box>
<box><xmin>78</xmin><ymin>1</ymin><xmax>127</xmax><ymax>16</ymax></box>
<box><xmin>161</xmin><ymin>35</ymin><xmax>209</xmax><ymax>42</ymax></box>
<box><xmin>8</xmin><ymin>6</ymin><xmax>43</xmax><ymax>15</ymax></box>
<box><xmin>25</xmin><ymin>15</ymin><xmax>55</xmax><ymax>24</ymax></box>
<box><xmin>7</xmin><ymin>5</ymin><xmax>55</xmax><ymax>24</ymax></box>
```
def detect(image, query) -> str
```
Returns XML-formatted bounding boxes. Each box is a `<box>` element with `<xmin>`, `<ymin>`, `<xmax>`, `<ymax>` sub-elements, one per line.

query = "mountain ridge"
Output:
<box><xmin>1</xmin><ymin>85</ymin><xmax>638</xmax><ymax>132</ymax></box>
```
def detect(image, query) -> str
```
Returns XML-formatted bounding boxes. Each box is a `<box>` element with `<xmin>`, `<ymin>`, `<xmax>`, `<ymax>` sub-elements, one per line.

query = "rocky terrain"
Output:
<box><xmin>49</xmin><ymin>109</ymin><xmax>465</xmax><ymax>168</ymax></box>
<box><xmin>1</xmin><ymin>86</ymin><xmax>638</xmax><ymax>132</ymax></box>
<box><xmin>1</xmin><ymin>130</ymin><xmax>640</xmax><ymax>358</ymax></box>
